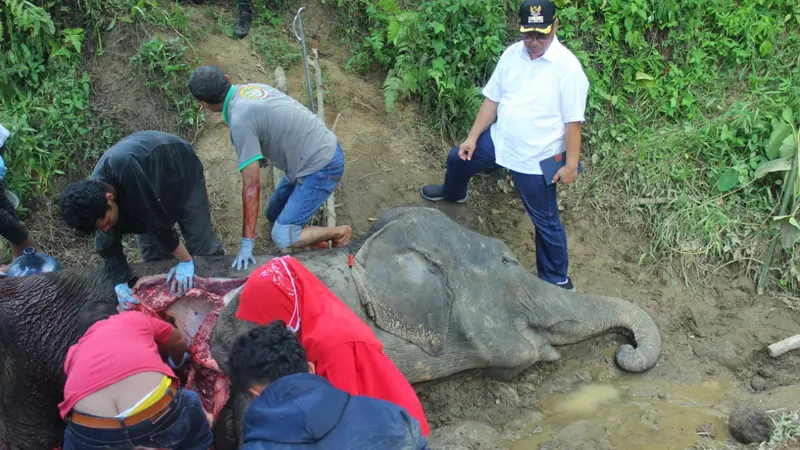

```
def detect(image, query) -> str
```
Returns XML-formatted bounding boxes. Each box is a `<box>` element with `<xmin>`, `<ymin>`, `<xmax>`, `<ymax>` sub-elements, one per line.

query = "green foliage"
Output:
<box><xmin>336</xmin><ymin>0</ymin><xmax>800</xmax><ymax>288</ymax></box>
<box><xmin>335</xmin><ymin>0</ymin><xmax>506</xmax><ymax>140</ymax></box>
<box><xmin>556</xmin><ymin>0</ymin><xmax>800</xmax><ymax>287</ymax></box>
<box><xmin>0</xmin><ymin>0</ymin><xmax>200</xmax><ymax>204</ymax></box>
<box><xmin>131</xmin><ymin>33</ymin><xmax>202</xmax><ymax>128</ymax></box>
<box><xmin>0</xmin><ymin>0</ymin><xmax>56</xmax><ymax>100</ymax></box>
<box><xmin>0</xmin><ymin>1</ymin><xmax>117</xmax><ymax>200</ymax></box>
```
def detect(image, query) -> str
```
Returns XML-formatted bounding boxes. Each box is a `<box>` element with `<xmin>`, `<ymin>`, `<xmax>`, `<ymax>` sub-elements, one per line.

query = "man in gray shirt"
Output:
<box><xmin>188</xmin><ymin>65</ymin><xmax>352</xmax><ymax>271</ymax></box>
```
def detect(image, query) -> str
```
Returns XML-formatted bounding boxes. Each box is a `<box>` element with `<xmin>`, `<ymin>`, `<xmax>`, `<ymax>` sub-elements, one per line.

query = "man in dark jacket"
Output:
<box><xmin>59</xmin><ymin>130</ymin><xmax>224</xmax><ymax>303</ymax></box>
<box><xmin>228</xmin><ymin>320</ymin><xmax>430</xmax><ymax>450</ymax></box>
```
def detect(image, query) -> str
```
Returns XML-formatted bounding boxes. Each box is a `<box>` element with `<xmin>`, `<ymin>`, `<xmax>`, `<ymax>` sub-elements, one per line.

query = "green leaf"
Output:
<box><xmin>778</xmin><ymin>133</ymin><xmax>797</xmax><ymax>159</ymax></box>
<box><xmin>753</xmin><ymin>156</ymin><xmax>792</xmax><ymax>180</ymax></box>
<box><xmin>716</xmin><ymin>168</ymin><xmax>739</xmax><ymax>192</ymax></box>
<box><xmin>782</xmin><ymin>107</ymin><xmax>794</xmax><ymax>124</ymax></box>
<box><xmin>779</xmin><ymin>219</ymin><xmax>800</xmax><ymax>249</ymax></box>
<box><xmin>634</xmin><ymin>71</ymin><xmax>655</xmax><ymax>88</ymax></box>
<box><xmin>387</xmin><ymin>19</ymin><xmax>402</xmax><ymax>45</ymax></box>
<box><xmin>766</xmin><ymin>122</ymin><xmax>792</xmax><ymax>160</ymax></box>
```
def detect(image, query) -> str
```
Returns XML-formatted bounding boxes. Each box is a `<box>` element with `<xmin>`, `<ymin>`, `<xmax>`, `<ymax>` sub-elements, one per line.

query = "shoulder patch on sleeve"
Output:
<box><xmin>239</xmin><ymin>86</ymin><xmax>269</xmax><ymax>100</ymax></box>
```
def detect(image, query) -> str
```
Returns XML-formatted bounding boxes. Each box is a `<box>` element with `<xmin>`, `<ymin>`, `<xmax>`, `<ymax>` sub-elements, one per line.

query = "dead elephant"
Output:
<box><xmin>0</xmin><ymin>206</ymin><xmax>661</xmax><ymax>449</ymax></box>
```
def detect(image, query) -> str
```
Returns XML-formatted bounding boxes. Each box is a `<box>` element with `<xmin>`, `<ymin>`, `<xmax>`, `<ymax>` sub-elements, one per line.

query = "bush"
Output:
<box><xmin>0</xmin><ymin>0</ymin><xmax>117</xmax><ymax>201</ymax></box>
<box><xmin>0</xmin><ymin>0</ymin><xmax>201</xmax><ymax>202</ymax></box>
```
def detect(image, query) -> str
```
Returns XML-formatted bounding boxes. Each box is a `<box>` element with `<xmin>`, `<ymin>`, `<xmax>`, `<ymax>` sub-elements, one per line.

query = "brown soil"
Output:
<box><xmin>16</xmin><ymin>2</ymin><xmax>800</xmax><ymax>449</ymax></box>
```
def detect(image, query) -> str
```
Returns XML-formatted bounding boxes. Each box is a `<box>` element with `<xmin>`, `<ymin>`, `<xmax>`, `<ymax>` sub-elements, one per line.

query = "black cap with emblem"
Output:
<box><xmin>519</xmin><ymin>0</ymin><xmax>556</xmax><ymax>34</ymax></box>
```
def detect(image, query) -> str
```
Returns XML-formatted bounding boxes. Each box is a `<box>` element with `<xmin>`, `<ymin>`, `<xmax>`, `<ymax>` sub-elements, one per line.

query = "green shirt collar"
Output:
<box><xmin>222</xmin><ymin>85</ymin><xmax>237</xmax><ymax>125</ymax></box>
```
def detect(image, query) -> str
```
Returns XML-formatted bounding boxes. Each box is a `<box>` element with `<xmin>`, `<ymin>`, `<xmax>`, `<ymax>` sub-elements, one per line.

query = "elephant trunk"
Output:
<box><xmin>521</xmin><ymin>283</ymin><xmax>662</xmax><ymax>373</ymax></box>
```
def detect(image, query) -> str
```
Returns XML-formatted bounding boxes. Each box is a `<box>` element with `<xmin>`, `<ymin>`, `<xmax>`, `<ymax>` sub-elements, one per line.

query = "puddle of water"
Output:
<box><xmin>512</xmin><ymin>368</ymin><xmax>732</xmax><ymax>449</ymax></box>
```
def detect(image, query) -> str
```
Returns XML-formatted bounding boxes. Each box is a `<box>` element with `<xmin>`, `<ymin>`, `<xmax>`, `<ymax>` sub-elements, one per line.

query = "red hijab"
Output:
<box><xmin>235</xmin><ymin>256</ymin><xmax>381</xmax><ymax>362</ymax></box>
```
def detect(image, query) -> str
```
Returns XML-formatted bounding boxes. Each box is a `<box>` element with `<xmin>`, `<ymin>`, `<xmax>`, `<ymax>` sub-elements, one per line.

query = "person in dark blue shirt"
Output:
<box><xmin>228</xmin><ymin>320</ymin><xmax>430</xmax><ymax>450</ymax></box>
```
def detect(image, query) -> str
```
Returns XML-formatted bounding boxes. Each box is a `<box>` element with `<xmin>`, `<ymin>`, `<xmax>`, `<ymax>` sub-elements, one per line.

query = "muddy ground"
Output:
<box><xmin>14</xmin><ymin>1</ymin><xmax>800</xmax><ymax>448</ymax></box>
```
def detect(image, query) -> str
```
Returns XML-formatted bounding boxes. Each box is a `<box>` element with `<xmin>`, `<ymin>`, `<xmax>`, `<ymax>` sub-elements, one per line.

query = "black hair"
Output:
<box><xmin>187</xmin><ymin>65</ymin><xmax>231</xmax><ymax>104</ymax></box>
<box><xmin>76</xmin><ymin>300</ymin><xmax>119</xmax><ymax>336</ymax></box>
<box><xmin>58</xmin><ymin>180</ymin><xmax>111</xmax><ymax>234</ymax></box>
<box><xmin>228</xmin><ymin>320</ymin><xmax>309</xmax><ymax>392</ymax></box>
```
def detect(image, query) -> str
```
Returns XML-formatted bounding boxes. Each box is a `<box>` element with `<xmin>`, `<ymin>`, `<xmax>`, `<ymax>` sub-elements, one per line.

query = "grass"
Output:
<box><xmin>760</xmin><ymin>411</ymin><xmax>800</xmax><ymax>450</ymax></box>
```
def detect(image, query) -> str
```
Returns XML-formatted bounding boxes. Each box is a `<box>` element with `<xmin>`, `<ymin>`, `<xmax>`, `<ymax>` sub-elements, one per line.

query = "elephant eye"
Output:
<box><xmin>501</xmin><ymin>255</ymin><xmax>519</xmax><ymax>265</ymax></box>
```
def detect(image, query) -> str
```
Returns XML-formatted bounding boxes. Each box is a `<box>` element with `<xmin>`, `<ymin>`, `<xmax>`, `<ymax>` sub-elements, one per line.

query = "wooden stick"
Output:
<box><xmin>767</xmin><ymin>334</ymin><xmax>800</xmax><ymax>358</ymax></box>
<box><xmin>274</xmin><ymin>66</ymin><xmax>289</xmax><ymax>94</ymax></box>
<box><xmin>309</xmin><ymin>49</ymin><xmax>337</xmax><ymax>230</ymax></box>
<box><xmin>631</xmin><ymin>196</ymin><xmax>700</xmax><ymax>205</ymax></box>
<box><xmin>272</xmin><ymin>67</ymin><xmax>289</xmax><ymax>190</ymax></box>
<box><xmin>310</xmin><ymin>49</ymin><xmax>325</xmax><ymax>121</ymax></box>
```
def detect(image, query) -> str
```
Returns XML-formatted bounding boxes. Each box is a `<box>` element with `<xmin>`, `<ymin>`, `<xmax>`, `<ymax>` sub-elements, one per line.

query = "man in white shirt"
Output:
<box><xmin>421</xmin><ymin>0</ymin><xmax>589</xmax><ymax>291</ymax></box>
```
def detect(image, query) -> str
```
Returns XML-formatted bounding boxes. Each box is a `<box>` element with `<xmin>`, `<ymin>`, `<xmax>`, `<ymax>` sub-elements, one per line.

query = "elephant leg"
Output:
<box><xmin>212</xmin><ymin>399</ymin><xmax>238</xmax><ymax>450</ymax></box>
<box><xmin>232</xmin><ymin>390</ymin><xmax>250</xmax><ymax>445</ymax></box>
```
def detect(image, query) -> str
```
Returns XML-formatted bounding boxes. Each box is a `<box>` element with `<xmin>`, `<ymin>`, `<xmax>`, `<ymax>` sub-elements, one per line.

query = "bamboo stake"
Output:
<box><xmin>272</xmin><ymin>67</ymin><xmax>289</xmax><ymax>191</ymax></box>
<box><xmin>308</xmin><ymin>49</ymin><xmax>337</xmax><ymax>230</ymax></box>
<box><xmin>768</xmin><ymin>334</ymin><xmax>800</xmax><ymax>358</ymax></box>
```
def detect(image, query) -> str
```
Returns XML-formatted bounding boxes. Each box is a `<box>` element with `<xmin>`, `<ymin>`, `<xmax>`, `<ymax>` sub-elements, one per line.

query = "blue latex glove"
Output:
<box><xmin>0</xmin><ymin>154</ymin><xmax>6</xmax><ymax>181</ymax></box>
<box><xmin>166</xmin><ymin>258</ymin><xmax>195</xmax><ymax>296</ymax></box>
<box><xmin>232</xmin><ymin>237</ymin><xmax>256</xmax><ymax>271</ymax></box>
<box><xmin>115</xmin><ymin>283</ymin><xmax>138</xmax><ymax>310</ymax></box>
<box><xmin>168</xmin><ymin>351</ymin><xmax>190</xmax><ymax>369</ymax></box>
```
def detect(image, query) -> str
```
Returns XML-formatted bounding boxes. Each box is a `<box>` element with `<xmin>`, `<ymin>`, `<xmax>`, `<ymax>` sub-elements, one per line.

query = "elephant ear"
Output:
<box><xmin>352</xmin><ymin>211</ymin><xmax>455</xmax><ymax>357</ymax></box>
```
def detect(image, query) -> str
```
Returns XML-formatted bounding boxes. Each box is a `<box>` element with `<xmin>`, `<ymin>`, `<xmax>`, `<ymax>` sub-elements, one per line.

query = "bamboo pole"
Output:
<box><xmin>308</xmin><ymin>48</ymin><xmax>337</xmax><ymax>230</ymax></box>
<box><xmin>768</xmin><ymin>334</ymin><xmax>800</xmax><ymax>358</ymax></box>
<box><xmin>272</xmin><ymin>67</ymin><xmax>288</xmax><ymax>191</ymax></box>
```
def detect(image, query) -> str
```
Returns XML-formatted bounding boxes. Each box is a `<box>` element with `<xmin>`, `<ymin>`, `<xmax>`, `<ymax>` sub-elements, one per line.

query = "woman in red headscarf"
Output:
<box><xmin>234</xmin><ymin>255</ymin><xmax>430</xmax><ymax>436</ymax></box>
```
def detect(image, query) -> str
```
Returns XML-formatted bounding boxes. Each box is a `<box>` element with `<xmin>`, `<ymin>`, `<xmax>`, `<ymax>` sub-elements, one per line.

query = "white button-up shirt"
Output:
<box><xmin>483</xmin><ymin>37</ymin><xmax>590</xmax><ymax>175</ymax></box>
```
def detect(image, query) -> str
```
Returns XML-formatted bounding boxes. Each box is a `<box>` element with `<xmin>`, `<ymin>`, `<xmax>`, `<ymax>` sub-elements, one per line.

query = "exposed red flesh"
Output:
<box><xmin>128</xmin><ymin>276</ymin><xmax>246</xmax><ymax>426</ymax></box>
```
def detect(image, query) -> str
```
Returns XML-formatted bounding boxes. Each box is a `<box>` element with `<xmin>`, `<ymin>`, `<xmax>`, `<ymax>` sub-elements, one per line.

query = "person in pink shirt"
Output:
<box><xmin>59</xmin><ymin>299</ymin><xmax>213</xmax><ymax>449</ymax></box>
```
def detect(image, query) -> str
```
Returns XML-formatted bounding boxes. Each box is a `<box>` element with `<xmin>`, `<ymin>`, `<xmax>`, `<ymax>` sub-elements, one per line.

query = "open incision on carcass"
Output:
<box><xmin>128</xmin><ymin>275</ymin><xmax>247</xmax><ymax>426</ymax></box>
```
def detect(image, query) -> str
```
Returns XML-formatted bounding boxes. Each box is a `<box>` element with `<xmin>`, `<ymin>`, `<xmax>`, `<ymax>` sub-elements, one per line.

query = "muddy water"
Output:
<box><xmin>512</xmin><ymin>352</ymin><xmax>734</xmax><ymax>449</ymax></box>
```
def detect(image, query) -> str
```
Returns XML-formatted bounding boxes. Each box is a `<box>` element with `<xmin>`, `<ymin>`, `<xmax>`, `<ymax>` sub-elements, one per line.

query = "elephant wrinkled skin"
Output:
<box><xmin>0</xmin><ymin>206</ymin><xmax>661</xmax><ymax>450</ymax></box>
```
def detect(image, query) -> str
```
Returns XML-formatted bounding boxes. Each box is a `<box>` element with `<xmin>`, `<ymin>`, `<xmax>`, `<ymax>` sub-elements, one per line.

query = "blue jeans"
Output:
<box><xmin>62</xmin><ymin>388</ymin><xmax>213</xmax><ymax>450</ymax></box>
<box><xmin>442</xmin><ymin>129</ymin><xmax>569</xmax><ymax>284</ymax></box>
<box><xmin>266</xmin><ymin>143</ymin><xmax>345</xmax><ymax>248</ymax></box>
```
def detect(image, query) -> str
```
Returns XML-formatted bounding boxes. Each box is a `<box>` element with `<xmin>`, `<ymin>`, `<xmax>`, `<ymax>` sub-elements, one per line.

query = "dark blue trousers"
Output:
<box><xmin>442</xmin><ymin>129</ymin><xmax>569</xmax><ymax>285</ymax></box>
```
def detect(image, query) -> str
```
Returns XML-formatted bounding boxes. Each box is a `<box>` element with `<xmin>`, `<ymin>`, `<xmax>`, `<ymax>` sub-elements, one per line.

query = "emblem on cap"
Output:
<box><xmin>529</xmin><ymin>5</ymin><xmax>544</xmax><ymax>23</ymax></box>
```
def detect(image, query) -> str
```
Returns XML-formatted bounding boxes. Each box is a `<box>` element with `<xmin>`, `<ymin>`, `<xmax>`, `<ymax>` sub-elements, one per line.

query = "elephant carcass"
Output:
<box><xmin>208</xmin><ymin>206</ymin><xmax>662</xmax><ymax>445</ymax></box>
<box><xmin>0</xmin><ymin>206</ymin><xmax>662</xmax><ymax>450</ymax></box>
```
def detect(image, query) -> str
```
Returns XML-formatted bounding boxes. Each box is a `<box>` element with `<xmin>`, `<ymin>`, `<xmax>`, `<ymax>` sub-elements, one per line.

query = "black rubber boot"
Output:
<box><xmin>235</xmin><ymin>8</ymin><xmax>253</xmax><ymax>39</ymax></box>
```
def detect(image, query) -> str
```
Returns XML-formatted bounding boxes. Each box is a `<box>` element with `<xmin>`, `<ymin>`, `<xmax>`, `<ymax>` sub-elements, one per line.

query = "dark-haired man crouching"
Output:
<box><xmin>228</xmin><ymin>320</ymin><xmax>431</xmax><ymax>449</ymax></box>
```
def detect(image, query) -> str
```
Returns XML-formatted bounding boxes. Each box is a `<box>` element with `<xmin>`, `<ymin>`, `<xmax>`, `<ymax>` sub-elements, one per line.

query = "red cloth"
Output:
<box><xmin>235</xmin><ymin>256</ymin><xmax>430</xmax><ymax>436</ymax></box>
<box><xmin>58</xmin><ymin>311</ymin><xmax>177</xmax><ymax>420</ymax></box>
<box><xmin>315</xmin><ymin>342</ymin><xmax>430</xmax><ymax>436</ymax></box>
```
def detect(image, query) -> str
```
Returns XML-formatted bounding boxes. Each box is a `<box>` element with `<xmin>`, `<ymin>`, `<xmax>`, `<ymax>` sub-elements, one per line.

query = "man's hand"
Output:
<box><xmin>458</xmin><ymin>138</ymin><xmax>478</xmax><ymax>161</ymax></box>
<box><xmin>166</xmin><ymin>258</ymin><xmax>195</xmax><ymax>296</ymax></box>
<box><xmin>115</xmin><ymin>283</ymin><xmax>139</xmax><ymax>310</ymax></box>
<box><xmin>553</xmin><ymin>163</ymin><xmax>579</xmax><ymax>184</ymax></box>
<box><xmin>232</xmin><ymin>237</ymin><xmax>256</xmax><ymax>271</ymax></box>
